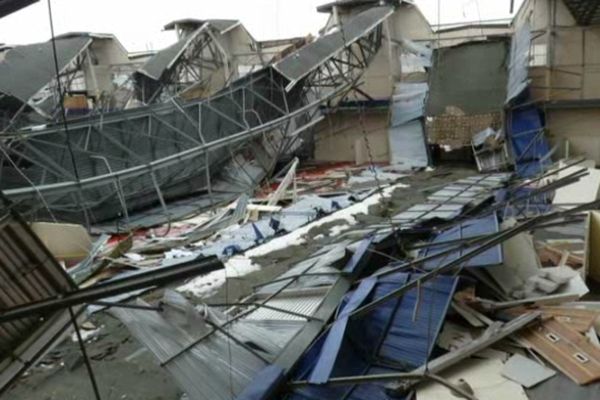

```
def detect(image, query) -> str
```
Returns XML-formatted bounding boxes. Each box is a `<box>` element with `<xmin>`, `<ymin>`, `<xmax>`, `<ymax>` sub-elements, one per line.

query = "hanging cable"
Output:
<box><xmin>69</xmin><ymin>307</ymin><xmax>102</xmax><ymax>400</ymax></box>
<box><xmin>46</xmin><ymin>0</ymin><xmax>93</xmax><ymax>230</ymax></box>
<box><xmin>334</xmin><ymin>14</ymin><xmax>402</xmax><ymax>244</ymax></box>
<box><xmin>47</xmin><ymin>0</ymin><xmax>81</xmax><ymax>183</ymax></box>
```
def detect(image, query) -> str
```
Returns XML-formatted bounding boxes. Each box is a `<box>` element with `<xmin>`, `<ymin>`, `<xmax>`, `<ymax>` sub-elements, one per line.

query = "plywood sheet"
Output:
<box><xmin>520</xmin><ymin>318</ymin><xmax>600</xmax><ymax>385</ymax></box>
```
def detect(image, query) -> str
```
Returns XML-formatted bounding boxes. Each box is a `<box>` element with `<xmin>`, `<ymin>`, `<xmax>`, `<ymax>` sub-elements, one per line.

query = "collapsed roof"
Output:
<box><xmin>0</xmin><ymin>36</ymin><xmax>92</xmax><ymax>105</ymax></box>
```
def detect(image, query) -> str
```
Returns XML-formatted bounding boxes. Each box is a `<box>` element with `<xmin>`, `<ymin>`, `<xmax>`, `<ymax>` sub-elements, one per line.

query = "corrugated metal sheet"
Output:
<box><xmin>507</xmin><ymin>105</ymin><xmax>551</xmax><ymax>178</ymax></box>
<box><xmin>388</xmin><ymin>120</ymin><xmax>429</xmax><ymax>168</ymax></box>
<box><xmin>506</xmin><ymin>23</ymin><xmax>531</xmax><ymax>104</ymax></box>
<box><xmin>0</xmin><ymin>36</ymin><xmax>92</xmax><ymax>103</ymax></box>
<box><xmin>0</xmin><ymin>207</ymin><xmax>77</xmax><ymax>392</ymax></box>
<box><xmin>274</xmin><ymin>6</ymin><xmax>393</xmax><ymax>83</ymax></box>
<box><xmin>392</xmin><ymin>204</ymin><xmax>464</xmax><ymax>226</ymax></box>
<box><xmin>288</xmin><ymin>272</ymin><xmax>459</xmax><ymax>399</ymax></box>
<box><xmin>390</xmin><ymin>83</ymin><xmax>428</xmax><ymax>126</ymax></box>
<box><xmin>245</xmin><ymin>294</ymin><xmax>326</xmax><ymax>321</ymax></box>
<box><xmin>427</xmin><ymin>174</ymin><xmax>510</xmax><ymax>205</ymax></box>
<box><xmin>421</xmin><ymin>213</ymin><xmax>502</xmax><ymax>269</ymax></box>
<box><xmin>138</xmin><ymin>24</ymin><xmax>209</xmax><ymax>80</ymax></box>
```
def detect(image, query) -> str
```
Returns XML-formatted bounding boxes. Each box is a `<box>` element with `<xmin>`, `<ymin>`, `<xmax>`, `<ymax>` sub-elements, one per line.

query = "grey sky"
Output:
<box><xmin>0</xmin><ymin>0</ymin><xmax>523</xmax><ymax>51</ymax></box>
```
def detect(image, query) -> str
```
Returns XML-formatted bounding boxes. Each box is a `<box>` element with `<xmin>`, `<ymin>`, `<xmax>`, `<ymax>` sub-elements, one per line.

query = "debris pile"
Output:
<box><xmin>3</xmin><ymin>0</ymin><xmax>600</xmax><ymax>399</ymax></box>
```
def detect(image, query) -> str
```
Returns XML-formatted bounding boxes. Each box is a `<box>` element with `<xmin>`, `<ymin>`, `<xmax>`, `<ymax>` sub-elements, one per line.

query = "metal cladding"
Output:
<box><xmin>274</xmin><ymin>6</ymin><xmax>394</xmax><ymax>87</ymax></box>
<box><xmin>0</xmin><ymin>36</ymin><xmax>92</xmax><ymax>105</ymax></box>
<box><xmin>0</xmin><ymin>5</ymin><xmax>391</xmax><ymax>229</ymax></box>
<box><xmin>0</xmin><ymin>205</ymin><xmax>77</xmax><ymax>392</ymax></box>
<box><xmin>0</xmin><ymin>68</ymin><xmax>312</xmax><ymax>225</ymax></box>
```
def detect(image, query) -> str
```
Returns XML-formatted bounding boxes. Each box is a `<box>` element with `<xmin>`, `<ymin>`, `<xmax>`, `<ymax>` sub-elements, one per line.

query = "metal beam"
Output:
<box><xmin>0</xmin><ymin>256</ymin><xmax>224</xmax><ymax>323</ymax></box>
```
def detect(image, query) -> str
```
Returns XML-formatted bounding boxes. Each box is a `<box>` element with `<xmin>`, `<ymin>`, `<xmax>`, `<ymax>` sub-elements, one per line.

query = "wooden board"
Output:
<box><xmin>504</xmin><ymin>306</ymin><xmax>600</xmax><ymax>333</ymax></box>
<box><xmin>521</xmin><ymin>318</ymin><xmax>600</xmax><ymax>385</ymax></box>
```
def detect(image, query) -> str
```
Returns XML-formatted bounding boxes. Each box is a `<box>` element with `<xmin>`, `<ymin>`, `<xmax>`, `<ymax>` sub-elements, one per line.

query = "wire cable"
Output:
<box><xmin>47</xmin><ymin>0</ymin><xmax>81</xmax><ymax>183</ymax></box>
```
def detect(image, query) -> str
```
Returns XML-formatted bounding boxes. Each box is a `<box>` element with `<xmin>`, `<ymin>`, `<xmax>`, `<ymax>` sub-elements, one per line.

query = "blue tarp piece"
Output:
<box><xmin>420</xmin><ymin>213</ymin><xmax>502</xmax><ymax>269</ymax></box>
<box><xmin>289</xmin><ymin>273</ymin><xmax>458</xmax><ymax>399</ymax></box>
<box><xmin>507</xmin><ymin>103</ymin><xmax>551</xmax><ymax>178</ymax></box>
<box><xmin>236</xmin><ymin>365</ymin><xmax>286</xmax><ymax>400</ymax></box>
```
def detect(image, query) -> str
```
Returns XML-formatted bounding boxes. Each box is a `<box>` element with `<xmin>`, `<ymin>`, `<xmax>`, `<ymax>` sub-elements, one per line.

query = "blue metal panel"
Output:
<box><xmin>508</xmin><ymin>103</ymin><xmax>551</xmax><ymax>177</ymax></box>
<box><xmin>287</xmin><ymin>272</ymin><xmax>458</xmax><ymax>399</ymax></box>
<box><xmin>236</xmin><ymin>365</ymin><xmax>286</xmax><ymax>400</ymax></box>
<box><xmin>375</xmin><ymin>274</ymin><xmax>458</xmax><ymax>367</ymax></box>
<box><xmin>420</xmin><ymin>213</ymin><xmax>502</xmax><ymax>269</ymax></box>
<box><xmin>308</xmin><ymin>277</ymin><xmax>377</xmax><ymax>384</ymax></box>
<box><xmin>343</xmin><ymin>237</ymin><xmax>374</xmax><ymax>274</ymax></box>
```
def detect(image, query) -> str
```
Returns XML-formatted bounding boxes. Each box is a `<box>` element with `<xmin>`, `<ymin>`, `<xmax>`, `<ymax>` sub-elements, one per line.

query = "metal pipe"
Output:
<box><xmin>0</xmin><ymin>256</ymin><xmax>223</xmax><ymax>323</ymax></box>
<box><xmin>352</xmin><ymin>200</ymin><xmax>600</xmax><ymax>319</ymax></box>
<box><xmin>69</xmin><ymin>307</ymin><xmax>102</xmax><ymax>400</ymax></box>
<box><xmin>289</xmin><ymin>372</ymin><xmax>477</xmax><ymax>400</ymax></box>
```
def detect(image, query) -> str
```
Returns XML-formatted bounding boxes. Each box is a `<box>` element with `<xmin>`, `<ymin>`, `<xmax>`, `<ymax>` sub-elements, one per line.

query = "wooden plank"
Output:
<box><xmin>504</xmin><ymin>306</ymin><xmax>600</xmax><ymax>333</ymax></box>
<box><xmin>520</xmin><ymin>318</ymin><xmax>600</xmax><ymax>385</ymax></box>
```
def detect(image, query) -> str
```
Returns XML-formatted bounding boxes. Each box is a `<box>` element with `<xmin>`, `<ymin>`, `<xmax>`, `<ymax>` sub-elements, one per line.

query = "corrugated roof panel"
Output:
<box><xmin>137</xmin><ymin>25</ymin><xmax>208</xmax><ymax>80</ymax></box>
<box><xmin>274</xmin><ymin>6</ymin><xmax>393</xmax><ymax>84</ymax></box>
<box><xmin>245</xmin><ymin>294</ymin><xmax>326</xmax><ymax>321</ymax></box>
<box><xmin>0</xmin><ymin>36</ymin><xmax>92</xmax><ymax>103</ymax></box>
<box><xmin>287</xmin><ymin>272</ymin><xmax>458</xmax><ymax>399</ymax></box>
<box><xmin>366</xmin><ymin>273</ymin><xmax>458</xmax><ymax>368</ymax></box>
<box><xmin>0</xmin><ymin>208</ymin><xmax>77</xmax><ymax>393</ymax></box>
<box><xmin>421</xmin><ymin>213</ymin><xmax>502</xmax><ymax>269</ymax></box>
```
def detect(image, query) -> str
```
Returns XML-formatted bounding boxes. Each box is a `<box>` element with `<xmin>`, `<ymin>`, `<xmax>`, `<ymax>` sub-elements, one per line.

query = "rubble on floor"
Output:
<box><xmin>4</xmin><ymin>158</ymin><xmax>600</xmax><ymax>400</ymax></box>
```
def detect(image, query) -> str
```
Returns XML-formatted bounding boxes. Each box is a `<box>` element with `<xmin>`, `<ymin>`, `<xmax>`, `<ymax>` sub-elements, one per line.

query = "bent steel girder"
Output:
<box><xmin>0</xmin><ymin>68</ymin><xmax>309</xmax><ymax>224</ymax></box>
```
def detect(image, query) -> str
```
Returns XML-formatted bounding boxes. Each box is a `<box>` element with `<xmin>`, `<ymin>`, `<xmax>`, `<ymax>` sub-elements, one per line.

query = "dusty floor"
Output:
<box><xmin>5</xmin><ymin>166</ymin><xmax>477</xmax><ymax>400</ymax></box>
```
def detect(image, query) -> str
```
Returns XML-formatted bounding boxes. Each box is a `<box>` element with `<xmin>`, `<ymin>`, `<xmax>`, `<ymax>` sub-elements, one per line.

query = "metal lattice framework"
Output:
<box><xmin>135</xmin><ymin>25</ymin><xmax>232</xmax><ymax>104</ymax></box>
<box><xmin>0</xmin><ymin>6</ymin><xmax>392</xmax><ymax>229</ymax></box>
<box><xmin>134</xmin><ymin>22</ymin><xmax>266</xmax><ymax>106</ymax></box>
<box><xmin>304</xmin><ymin>26</ymin><xmax>383</xmax><ymax>101</ymax></box>
<box><xmin>562</xmin><ymin>0</ymin><xmax>600</xmax><ymax>25</ymax></box>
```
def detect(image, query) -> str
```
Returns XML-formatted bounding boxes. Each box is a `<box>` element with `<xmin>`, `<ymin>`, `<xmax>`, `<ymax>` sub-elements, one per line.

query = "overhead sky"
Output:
<box><xmin>0</xmin><ymin>0</ymin><xmax>524</xmax><ymax>51</ymax></box>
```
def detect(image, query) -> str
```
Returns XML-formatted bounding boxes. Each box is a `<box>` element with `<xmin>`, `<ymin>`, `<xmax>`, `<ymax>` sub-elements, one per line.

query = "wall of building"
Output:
<box><xmin>312</xmin><ymin>3</ymin><xmax>431</xmax><ymax>163</ymax></box>
<box><xmin>428</xmin><ymin>25</ymin><xmax>512</xmax><ymax>48</ymax></box>
<box><xmin>323</xmin><ymin>3</ymin><xmax>431</xmax><ymax>100</ymax></box>
<box><xmin>546</xmin><ymin>108</ymin><xmax>600</xmax><ymax>164</ymax></box>
<box><xmin>313</xmin><ymin>111</ymin><xmax>389</xmax><ymax>163</ymax></box>
<box><xmin>515</xmin><ymin>0</ymin><xmax>600</xmax><ymax>102</ymax></box>
<box><xmin>84</xmin><ymin>38</ymin><xmax>129</xmax><ymax>99</ymax></box>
